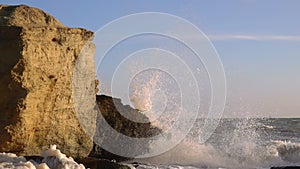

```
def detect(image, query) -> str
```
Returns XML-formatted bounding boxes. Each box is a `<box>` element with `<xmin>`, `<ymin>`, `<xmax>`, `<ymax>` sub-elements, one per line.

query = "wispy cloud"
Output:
<box><xmin>207</xmin><ymin>34</ymin><xmax>300</xmax><ymax>41</ymax></box>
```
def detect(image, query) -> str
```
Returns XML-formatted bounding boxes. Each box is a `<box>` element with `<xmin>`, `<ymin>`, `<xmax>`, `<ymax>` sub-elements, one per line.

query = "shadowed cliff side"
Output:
<box><xmin>89</xmin><ymin>95</ymin><xmax>162</xmax><ymax>161</ymax></box>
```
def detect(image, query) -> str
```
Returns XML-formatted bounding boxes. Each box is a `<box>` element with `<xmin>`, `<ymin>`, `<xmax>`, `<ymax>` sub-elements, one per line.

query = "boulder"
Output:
<box><xmin>0</xmin><ymin>5</ymin><xmax>96</xmax><ymax>158</ymax></box>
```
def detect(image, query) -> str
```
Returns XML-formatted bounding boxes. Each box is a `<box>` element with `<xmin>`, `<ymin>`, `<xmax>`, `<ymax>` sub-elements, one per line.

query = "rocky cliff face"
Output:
<box><xmin>0</xmin><ymin>5</ymin><xmax>96</xmax><ymax>158</ymax></box>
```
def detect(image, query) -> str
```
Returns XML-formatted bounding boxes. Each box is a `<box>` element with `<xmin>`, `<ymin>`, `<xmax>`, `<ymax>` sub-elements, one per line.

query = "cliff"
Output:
<box><xmin>0</xmin><ymin>5</ymin><xmax>96</xmax><ymax>158</ymax></box>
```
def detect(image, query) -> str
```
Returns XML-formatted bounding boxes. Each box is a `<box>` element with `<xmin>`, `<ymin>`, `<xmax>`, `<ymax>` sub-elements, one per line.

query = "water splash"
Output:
<box><xmin>128</xmin><ymin>69</ymin><xmax>181</xmax><ymax>130</ymax></box>
<box><xmin>130</xmin><ymin>71</ymin><xmax>161</xmax><ymax>113</ymax></box>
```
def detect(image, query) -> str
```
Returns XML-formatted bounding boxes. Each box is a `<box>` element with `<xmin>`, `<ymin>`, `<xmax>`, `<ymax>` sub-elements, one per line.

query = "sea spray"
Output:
<box><xmin>218</xmin><ymin>118</ymin><xmax>264</xmax><ymax>167</ymax></box>
<box><xmin>129</xmin><ymin>69</ymin><xmax>181</xmax><ymax>130</ymax></box>
<box><xmin>130</xmin><ymin>71</ymin><xmax>162</xmax><ymax>117</ymax></box>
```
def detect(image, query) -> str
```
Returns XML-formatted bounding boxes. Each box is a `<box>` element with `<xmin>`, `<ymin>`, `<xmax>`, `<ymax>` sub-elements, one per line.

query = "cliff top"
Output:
<box><xmin>0</xmin><ymin>4</ymin><xmax>64</xmax><ymax>27</ymax></box>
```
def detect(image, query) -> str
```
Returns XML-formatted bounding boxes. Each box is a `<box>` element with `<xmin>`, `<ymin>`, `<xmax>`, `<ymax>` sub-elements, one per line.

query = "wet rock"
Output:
<box><xmin>77</xmin><ymin>157</ymin><xmax>131</xmax><ymax>169</ymax></box>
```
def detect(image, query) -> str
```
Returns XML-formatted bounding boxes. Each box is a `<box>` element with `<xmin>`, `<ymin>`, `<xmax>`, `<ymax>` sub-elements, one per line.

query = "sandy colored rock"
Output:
<box><xmin>0</xmin><ymin>5</ymin><xmax>64</xmax><ymax>27</ymax></box>
<box><xmin>0</xmin><ymin>5</ymin><xmax>96</xmax><ymax>158</ymax></box>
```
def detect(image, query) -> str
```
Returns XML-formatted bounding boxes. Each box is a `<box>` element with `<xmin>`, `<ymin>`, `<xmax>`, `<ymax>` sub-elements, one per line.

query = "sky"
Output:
<box><xmin>2</xmin><ymin>0</ymin><xmax>300</xmax><ymax>117</ymax></box>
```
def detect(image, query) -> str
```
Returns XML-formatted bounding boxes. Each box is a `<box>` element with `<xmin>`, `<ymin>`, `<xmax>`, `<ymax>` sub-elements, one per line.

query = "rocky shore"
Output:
<box><xmin>1</xmin><ymin>145</ymin><xmax>133</xmax><ymax>169</ymax></box>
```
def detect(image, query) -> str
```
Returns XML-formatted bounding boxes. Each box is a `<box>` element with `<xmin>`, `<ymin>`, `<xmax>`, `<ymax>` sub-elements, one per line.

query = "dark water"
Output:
<box><xmin>129</xmin><ymin>118</ymin><xmax>300</xmax><ymax>169</ymax></box>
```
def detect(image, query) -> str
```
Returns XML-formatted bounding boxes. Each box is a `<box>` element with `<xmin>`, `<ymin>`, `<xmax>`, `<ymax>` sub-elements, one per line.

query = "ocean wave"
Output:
<box><xmin>262</xmin><ymin>124</ymin><xmax>275</xmax><ymax>129</ymax></box>
<box><xmin>269</xmin><ymin>140</ymin><xmax>300</xmax><ymax>164</ymax></box>
<box><xmin>131</xmin><ymin>140</ymin><xmax>246</xmax><ymax>168</ymax></box>
<box><xmin>130</xmin><ymin>139</ymin><xmax>300</xmax><ymax>169</ymax></box>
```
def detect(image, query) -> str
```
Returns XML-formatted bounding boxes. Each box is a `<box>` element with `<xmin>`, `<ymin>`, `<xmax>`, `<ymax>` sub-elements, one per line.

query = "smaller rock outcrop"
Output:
<box><xmin>90</xmin><ymin>95</ymin><xmax>162</xmax><ymax>161</ymax></box>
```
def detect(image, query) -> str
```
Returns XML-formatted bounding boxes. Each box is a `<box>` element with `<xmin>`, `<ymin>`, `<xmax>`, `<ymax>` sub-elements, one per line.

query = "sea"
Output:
<box><xmin>126</xmin><ymin>118</ymin><xmax>300</xmax><ymax>169</ymax></box>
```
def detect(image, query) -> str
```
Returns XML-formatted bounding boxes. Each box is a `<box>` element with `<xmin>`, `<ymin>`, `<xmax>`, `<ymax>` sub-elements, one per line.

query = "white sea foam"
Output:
<box><xmin>0</xmin><ymin>145</ymin><xmax>85</xmax><ymax>169</ymax></box>
<box><xmin>269</xmin><ymin>140</ymin><xmax>300</xmax><ymax>164</ymax></box>
<box><xmin>262</xmin><ymin>125</ymin><xmax>275</xmax><ymax>129</ymax></box>
<box><xmin>131</xmin><ymin>139</ymin><xmax>300</xmax><ymax>169</ymax></box>
<box><xmin>132</xmin><ymin>140</ymin><xmax>237</xmax><ymax>168</ymax></box>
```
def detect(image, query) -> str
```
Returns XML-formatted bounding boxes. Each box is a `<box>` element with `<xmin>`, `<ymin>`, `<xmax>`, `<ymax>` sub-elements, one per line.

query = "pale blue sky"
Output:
<box><xmin>2</xmin><ymin>0</ymin><xmax>300</xmax><ymax>117</ymax></box>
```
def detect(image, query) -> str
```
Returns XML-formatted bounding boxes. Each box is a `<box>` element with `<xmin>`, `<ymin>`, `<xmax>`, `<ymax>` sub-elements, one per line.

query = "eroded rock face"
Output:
<box><xmin>0</xmin><ymin>5</ymin><xmax>96</xmax><ymax>158</ymax></box>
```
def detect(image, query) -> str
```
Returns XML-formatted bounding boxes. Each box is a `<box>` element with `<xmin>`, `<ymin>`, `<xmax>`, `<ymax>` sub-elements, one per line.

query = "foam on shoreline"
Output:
<box><xmin>0</xmin><ymin>145</ymin><xmax>85</xmax><ymax>169</ymax></box>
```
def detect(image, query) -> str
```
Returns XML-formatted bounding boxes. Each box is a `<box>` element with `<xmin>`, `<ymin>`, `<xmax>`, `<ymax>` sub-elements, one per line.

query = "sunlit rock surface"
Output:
<box><xmin>0</xmin><ymin>5</ymin><xmax>96</xmax><ymax>158</ymax></box>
